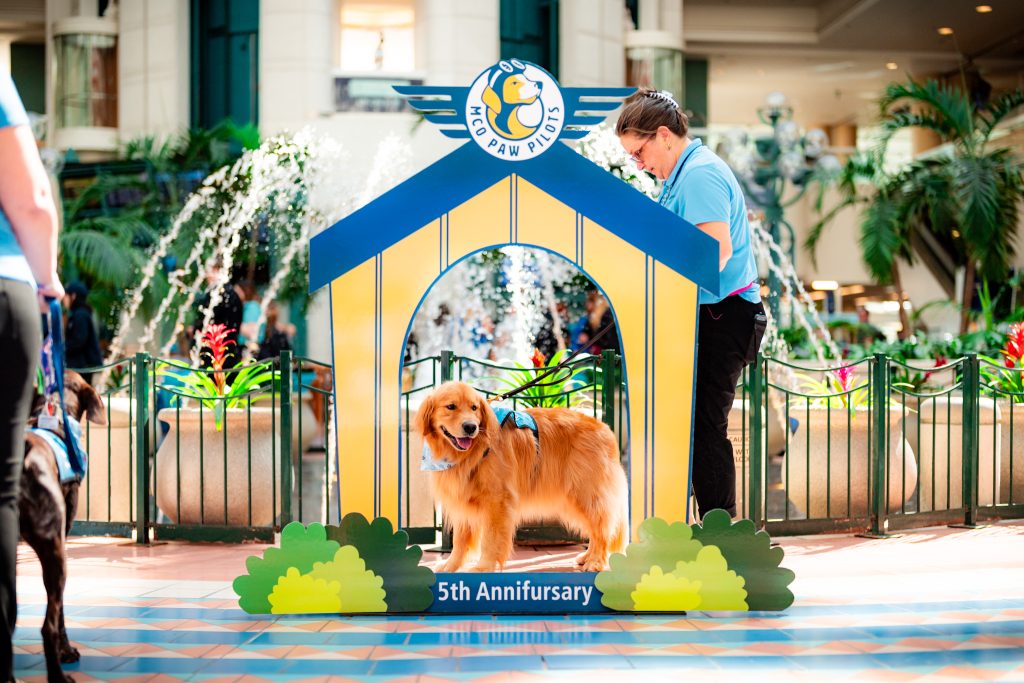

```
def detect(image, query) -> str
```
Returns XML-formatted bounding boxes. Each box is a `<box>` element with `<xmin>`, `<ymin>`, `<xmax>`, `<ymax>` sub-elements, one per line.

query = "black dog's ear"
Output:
<box><xmin>413</xmin><ymin>393</ymin><xmax>435</xmax><ymax>439</ymax></box>
<box><xmin>65</xmin><ymin>371</ymin><xmax>107</xmax><ymax>426</ymax></box>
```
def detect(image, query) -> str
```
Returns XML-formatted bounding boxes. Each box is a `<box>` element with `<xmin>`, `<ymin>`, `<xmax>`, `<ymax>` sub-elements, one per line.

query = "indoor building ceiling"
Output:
<box><xmin>685</xmin><ymin>0</ymin><xmax>1024</xmax><ymax>128</ymax></box>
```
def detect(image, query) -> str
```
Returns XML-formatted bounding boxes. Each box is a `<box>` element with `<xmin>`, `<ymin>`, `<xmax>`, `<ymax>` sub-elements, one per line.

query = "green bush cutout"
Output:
<box><xmin>268</xmin><ymin>568</ymin><xmax>341</xmax><ymax>614</ymax></box>
<box><xmin>668</xmin><ymin>545</ymin><xmax>748</xmax><ymax>610</ymax></box>
<box><xmin>308</xmin><ymin>545</ymin><xmax>388</xmax><ymax>613</ymax></box>
<box><xmin>233</xmin><ymin>522</ymin><xmax>340</xmax><ymax>614</ymax></box>
<box><xmin>631</xmin><ymin>566</ymin><xmax>702</xmax><ymax>611</ymax></box>
<box><xmin>690</xmin><ymin>509</ymin><xmax>795</xmax><ymax>610</ymax></box>
<box><xmin>594</xmin><ymin>517</ymin><xmax>703</xmax><ymax>611</ymax></box>
<box><xmin>325</xmin><ymin>513</ymin><xmax>435</xmax><ymax>612</ymax></box>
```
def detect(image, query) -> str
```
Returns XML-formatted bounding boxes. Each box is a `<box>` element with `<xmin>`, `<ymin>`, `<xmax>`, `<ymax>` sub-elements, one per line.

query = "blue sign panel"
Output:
<box><xmin>428</xmin><ymin>572</ymin><xmax>608</xmax><ymax>613</ymax></box>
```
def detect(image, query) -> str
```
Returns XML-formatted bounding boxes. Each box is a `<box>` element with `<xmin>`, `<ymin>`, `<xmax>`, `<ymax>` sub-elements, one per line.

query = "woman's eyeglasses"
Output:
<box><xmin>629</xmin><ymin>138</ymin><xmax>652</xmax><ymax>164</ymax></box>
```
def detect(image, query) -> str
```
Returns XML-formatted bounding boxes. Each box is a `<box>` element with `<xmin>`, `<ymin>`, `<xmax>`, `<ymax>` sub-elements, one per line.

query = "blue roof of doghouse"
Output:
<box><xmin>309</xmin><ymin>142</ymin><xmax>720</xmax><ymax>295</ymax></box>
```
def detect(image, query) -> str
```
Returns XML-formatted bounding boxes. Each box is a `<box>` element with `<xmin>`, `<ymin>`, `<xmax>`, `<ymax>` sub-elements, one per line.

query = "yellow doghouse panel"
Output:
<box><xmin>330</xmin><ymin>175</ymin><xmax>698</xmax><ymax>535</ymax></box>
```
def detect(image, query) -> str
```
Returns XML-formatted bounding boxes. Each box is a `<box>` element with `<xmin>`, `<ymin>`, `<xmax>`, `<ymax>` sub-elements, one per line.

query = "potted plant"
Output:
<box><xmin>785</xmin><ymin>364</ymin><xmax>917</xmax><ymax>519</ymax></box>
<box><xmin>155</xmin><ymin>324</ymin><xmax>282</xmax><ymax>526</ymax></box>
<box><xmin>981</xmin><ymin>322</ymin><xmax>1024</xmax><ymax>505</ymax></box>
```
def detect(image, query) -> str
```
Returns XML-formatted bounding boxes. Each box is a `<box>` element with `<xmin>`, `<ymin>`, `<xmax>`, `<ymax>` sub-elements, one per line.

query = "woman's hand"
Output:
<box><xmin>37</xmin><ymin>278</ymin><xmax>64</xmax><ymax>312</ymax></box>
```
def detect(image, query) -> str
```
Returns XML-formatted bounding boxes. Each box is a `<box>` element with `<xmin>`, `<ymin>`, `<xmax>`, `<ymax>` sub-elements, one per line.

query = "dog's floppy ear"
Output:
<box><xmin>413</xmin><ymin>392</ymin><xmax>436</xmax><ymax>438</ymax></box>
<box><xmin>65</xmin><ymin>371</ymin><xmax>107</xmax><ymax>426</ymax></box>
<box><xmin>477</xmin><ymin>393</ymin><xmax>496</xmax><ymax>439</ymax></box>
<box><xmin>482</xmin><ymin>85</ymin><xmax>502</xmax><ymax>114</ymax></box>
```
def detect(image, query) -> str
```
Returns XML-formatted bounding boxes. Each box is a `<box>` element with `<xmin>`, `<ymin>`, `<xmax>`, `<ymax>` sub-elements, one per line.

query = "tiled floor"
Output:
<box><xmin>13</xmin><ymin>520</ymin><xmax>1024</xmax><ymax>682</ymax></box>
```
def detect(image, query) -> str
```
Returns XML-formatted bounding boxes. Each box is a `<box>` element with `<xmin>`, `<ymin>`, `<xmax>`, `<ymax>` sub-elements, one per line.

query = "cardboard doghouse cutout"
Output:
<box><xmin>235</xmin><ymin>60</ymin><xmax>794</xmax><ymax>615</ymax></box>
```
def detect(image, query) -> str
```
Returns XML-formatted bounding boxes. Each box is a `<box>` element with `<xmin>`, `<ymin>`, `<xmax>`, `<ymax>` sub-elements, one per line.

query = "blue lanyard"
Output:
<box><xmin>40</xmin><ymin>298</ymin><xmax>88</xmax><ymax>478</ymax></box>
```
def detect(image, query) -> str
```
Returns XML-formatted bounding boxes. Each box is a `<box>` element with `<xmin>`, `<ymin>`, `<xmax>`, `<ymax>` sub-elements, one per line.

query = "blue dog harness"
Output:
<box><xmin>33</xmin><ymin>299</ymin><xmax>88</xmax><ymax>484</ymax></box>
<box><xmin>420</xmin><ymin>405</ymin><xmax>538</xmax><ymax>471</ymax></box>
<box><xmin>27</xmin><ymin>425</ymin><xmax>85</xmax><ymax>484</ymax></box>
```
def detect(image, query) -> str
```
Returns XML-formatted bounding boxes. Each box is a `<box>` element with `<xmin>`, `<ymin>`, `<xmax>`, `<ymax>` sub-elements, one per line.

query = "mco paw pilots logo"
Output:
<box><xmin>466</xmin><ymin>59</ymin><xmax>564</xmax><ymax>161</ymax></box>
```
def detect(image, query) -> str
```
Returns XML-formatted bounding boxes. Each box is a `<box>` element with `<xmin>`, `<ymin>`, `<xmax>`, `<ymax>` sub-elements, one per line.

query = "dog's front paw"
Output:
<box><xmin>437</xmin><ymin>559</ymin><xmax>461</xmax><ymax>573</ymax></box>
<box><xmin>468</xmin><ymin>562</ymin><xmax>498</xmax><ymax>573</ymax></box>
<box><xmin>574</xmin><ymin>550</ymin><xmax>591</xmax><ymax>566</ymax></box>
<box><xmin>581</xmin><ymin>558</ymin><xmax>609</xmax><ymax>572</ymax></box>
<box><xmin>59</xmin><ymin>644</ymin><xmax>80</xmax><ymax>663</ymax></box>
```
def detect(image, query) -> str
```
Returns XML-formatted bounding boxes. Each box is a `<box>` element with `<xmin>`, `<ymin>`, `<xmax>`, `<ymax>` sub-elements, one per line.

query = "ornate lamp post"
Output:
<box><xmin>720</xmin><ymin>92</ymin><xmax>840</xmax><ymax>324</ymax></box>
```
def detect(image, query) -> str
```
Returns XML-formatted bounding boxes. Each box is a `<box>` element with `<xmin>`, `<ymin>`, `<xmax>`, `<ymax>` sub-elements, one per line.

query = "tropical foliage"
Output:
<box><xmin>809</xmin><ymin>78</ymin><xmax>1024</xmax><ymax>336</ymax></box>
<box><xmin>158</xmin><ymin>324</ymin><xmax>279</xmax><ymax>430</ymax></box>
<box><xmin>489</xmin><ymin>348</ymin><xmax>599</xmax><ymax>408</ymax></box>
<box><xmin>59</xmin><ymin>121</ymin><xmax>261</xmax><ymax>334</ymax></box>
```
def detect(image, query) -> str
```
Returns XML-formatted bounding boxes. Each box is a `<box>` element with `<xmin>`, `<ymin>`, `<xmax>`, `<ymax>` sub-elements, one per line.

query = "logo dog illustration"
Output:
<box><xmin>482</xmin><ymin>59</ymin><xmax>544</xmax><ymax>140</ymax></box>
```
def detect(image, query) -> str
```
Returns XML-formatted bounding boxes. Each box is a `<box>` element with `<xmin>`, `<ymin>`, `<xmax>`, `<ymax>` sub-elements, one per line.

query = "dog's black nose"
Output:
<box><xmin>462</xmin><ymin>422</ymin><xmax>478</xmax><ymax>436</ymax></box>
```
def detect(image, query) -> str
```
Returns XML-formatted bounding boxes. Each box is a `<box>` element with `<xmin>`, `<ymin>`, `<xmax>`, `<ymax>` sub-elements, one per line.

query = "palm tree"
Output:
<box><xmin>806</xmin><ymin>151</ymin><xmax>916</xmax><ymax>338</ymax></box>
<box><xmin>877</xmin><ymin>78</ymin><xmax>1024</xmax><ymax>333</ymax></box>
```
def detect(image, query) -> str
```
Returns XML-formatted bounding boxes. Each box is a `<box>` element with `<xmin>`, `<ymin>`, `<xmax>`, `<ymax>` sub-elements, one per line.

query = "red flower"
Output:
<box><xmin>832</xmin><ymin>365</ymin><xmax>854</xmax><ymax>392</ymax></box>
<box><xmin>1004</xmin><ymin>323</ymin><xmax>1024</xmax><ymax>366</ymax></box>
<box><xmin>924</xmin><ymin>355</ymin><xmax>948</xmax><ymax>382</ymax></box>
<box><xmin>200</xmin><ymin>323</ymin><xmax>236</xmax><ymax>395</ymax></box>
<box><xmin>530</xmin><ymin>348</ymin><xmax>547</xmax><ymax>368</ymax></box>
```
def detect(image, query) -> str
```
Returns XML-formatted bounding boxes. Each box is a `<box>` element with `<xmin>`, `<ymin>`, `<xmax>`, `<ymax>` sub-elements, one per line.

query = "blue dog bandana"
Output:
<box><xmin>420</xmin><ymin>405</ymin><xmax>538</xmax><ymax>471</ymax></box>
<box><xmin>28</xmin><ymin>421</ymin><xmax>86</xmax><ymax>484</ymax></box>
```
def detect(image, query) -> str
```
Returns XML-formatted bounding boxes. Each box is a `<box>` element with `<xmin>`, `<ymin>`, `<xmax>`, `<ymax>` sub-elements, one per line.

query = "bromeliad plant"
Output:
<box><xmin>158</xmin><ymin>324</ymin><xmax>280</xmax><ymax>429</ymax></box>
<box><xmin>981</xmin><ymin>322</ymin><xmax>1024</xmax><ymax>403</ymax></box>
<box><xmin>488</xmin><ymin>348</ymin><xmax>599</xmax><ymax>408</ymax></box>
<box><xmin>793</xmin><ymin>364</ymin><xmax>871</xmax><ymax>415</ymax></box>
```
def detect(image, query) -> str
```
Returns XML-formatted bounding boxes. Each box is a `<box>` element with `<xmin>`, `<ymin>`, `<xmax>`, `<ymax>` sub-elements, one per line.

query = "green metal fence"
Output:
<box><xmin>69</xmin><ymin>351</ymin><xmax>337</xmax><ymax>543</ymax></box>
<box><xmin>68</xmin><ymin>349</ymin><xmax>1022</xmax><ymax>544</ymax></box>
<box><xmin>745</xmin><ymin>353</ymin><xmax>1024</xmax><ymax>536</ymax></box>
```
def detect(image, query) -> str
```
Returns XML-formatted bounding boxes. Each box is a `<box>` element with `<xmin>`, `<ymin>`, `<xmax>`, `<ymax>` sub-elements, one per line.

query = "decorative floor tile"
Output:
<box><xmin>11</xmin><ymin>521</ymin><xmax>1024</xmax><ymax>681</ymax></box>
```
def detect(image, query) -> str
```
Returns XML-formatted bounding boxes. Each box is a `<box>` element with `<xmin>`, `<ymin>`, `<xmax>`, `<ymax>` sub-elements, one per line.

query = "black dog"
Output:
<box><xmin>20</xmin><ymin>371</ymin><xmax>105</xmax><ymax>683</ymax></box>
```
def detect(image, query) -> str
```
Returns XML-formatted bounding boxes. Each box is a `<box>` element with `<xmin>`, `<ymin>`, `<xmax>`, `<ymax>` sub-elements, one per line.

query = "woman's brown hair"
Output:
<box><xmin>615</xmin><ymin>88</ymin><xmax>688</xmax><ymax>138</ymax></box>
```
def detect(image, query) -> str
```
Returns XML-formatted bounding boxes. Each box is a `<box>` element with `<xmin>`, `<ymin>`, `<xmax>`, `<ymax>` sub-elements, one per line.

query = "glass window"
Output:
<box><xmin>339</xmin><ymin>0</ymin><xmax>414</xmax><ymax>72</ymax></box>
<box><xmin>54</xmin><ymin>32</ymin><xmax>117</xmax><ymax>128</ymax></box>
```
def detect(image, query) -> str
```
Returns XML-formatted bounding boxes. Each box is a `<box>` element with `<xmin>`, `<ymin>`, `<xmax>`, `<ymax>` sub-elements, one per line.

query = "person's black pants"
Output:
<box><xmin>0</xmin><ymin>279</ymin><xmax>41</xmax><ymax>680</ymax></box>
<box><xmin>693</xmin><ymin>295</ymin><xmax>766</xmax><ymax>520</ymax></box>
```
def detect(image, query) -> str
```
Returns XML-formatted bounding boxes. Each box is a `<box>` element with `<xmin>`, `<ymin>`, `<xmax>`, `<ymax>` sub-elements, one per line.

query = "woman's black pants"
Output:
<box><xmin>0</xmin><ymin>279</ymin><xmax>41</xmax><ymax>680</ymax></box>
<box><xmin>693</xmin><ymin>295</ymin><xmax>766</xmax><ymax>520</ymax></box>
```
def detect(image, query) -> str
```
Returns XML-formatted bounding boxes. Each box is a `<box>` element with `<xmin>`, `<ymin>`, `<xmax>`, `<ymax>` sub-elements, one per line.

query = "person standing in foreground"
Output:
<box><xmin>616</xmin><ymin>88</ymin><xmax>766</xmax><ymax>520</ymax></box>
<box><xmin>0</xmin><ymin>72</ymin><xmax>63</xmax><ymax>680</ymax></box>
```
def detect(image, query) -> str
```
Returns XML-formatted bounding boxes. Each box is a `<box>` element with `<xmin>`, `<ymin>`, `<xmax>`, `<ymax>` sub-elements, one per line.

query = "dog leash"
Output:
<box><xmin>36</xmin><ymin>298</ymin><xmax>89</xmax><ymax>480</ymax></box>
<box><xmin>488</xmin><ymin>321</ymin><xmax>617</xmax><ymax>403</ymax></box>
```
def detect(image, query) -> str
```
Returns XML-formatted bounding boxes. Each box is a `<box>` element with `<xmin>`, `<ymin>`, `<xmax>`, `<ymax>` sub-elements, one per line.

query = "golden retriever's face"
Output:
<box><xmin>415</xmin><ymin>382</ymin><xmax>494</xmax><ymax>461</ymax></box>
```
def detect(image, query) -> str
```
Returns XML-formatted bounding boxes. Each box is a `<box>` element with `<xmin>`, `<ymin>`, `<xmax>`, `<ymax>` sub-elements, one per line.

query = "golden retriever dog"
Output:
<box><xmin>415</xmin><ymin>381</ymin><xmax>628</xmax><ymax>572</ymax></box>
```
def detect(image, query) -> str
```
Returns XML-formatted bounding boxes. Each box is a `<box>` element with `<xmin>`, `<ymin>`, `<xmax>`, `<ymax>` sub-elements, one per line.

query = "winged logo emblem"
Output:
<box><xmin>394</xmin><ymin>59</ymin><xmax>634</xmax><ymax>161</ymax></box>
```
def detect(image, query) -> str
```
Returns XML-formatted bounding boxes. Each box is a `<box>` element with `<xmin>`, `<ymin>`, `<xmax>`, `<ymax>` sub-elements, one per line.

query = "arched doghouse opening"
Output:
<box><xmin>397</xmin><ymin>244</ymin><xmax>632</xmax><ymax>549</ymax></box>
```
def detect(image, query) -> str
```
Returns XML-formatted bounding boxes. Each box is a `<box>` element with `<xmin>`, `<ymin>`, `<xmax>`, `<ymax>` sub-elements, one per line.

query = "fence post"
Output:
<box><xmin>440</xmin><ymin>350</ymin><xmax>454</xmax><ymax>383</ymax></box>
<box><xmin>134</xmin><ymin>352</ymin><xmax>150</xmax><ymax>544</ymax></box>
<box><xmin>959</xmin><ymin>354</ymin><xmax>979</xmax><ymax>528</ymax></box>
<box><xmin>867</xmin><ymin>353</ymin><xmax>889</xmax><ymax>537</ymax></box>
<box><xmin>439</xmin><ymin>350</ymin><xmax>454</xmax><ymax>552</ymax></box>
<box><xmin>279</xmin><ymin>351</ymin><xmax>293</xmax><ymax>528</ymax></box>
<box><xmin>601</xmin><ymin>349</ymin><xmax>617</xmax><ymax>431</ymax></box>
<box><xmin>749</xmin><ymin>353</ymin><xmax>764</xmax><ymax>529</ymax></box>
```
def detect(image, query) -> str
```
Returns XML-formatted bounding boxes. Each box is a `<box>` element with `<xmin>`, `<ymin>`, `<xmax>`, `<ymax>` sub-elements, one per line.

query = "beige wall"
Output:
<box><xmin>560</xmin><ymin>0</ymin><xmax>627</xmax><ymax>86</ymax></box>
<box><xmin>118</xmin><ymin>0</ymin><xmax>190</xmax><ymax>142</ymax></box>
<box><xmin>260</xmin><ymin>0</ymin><xmax>333</xmax><ymax>135</ymax></box>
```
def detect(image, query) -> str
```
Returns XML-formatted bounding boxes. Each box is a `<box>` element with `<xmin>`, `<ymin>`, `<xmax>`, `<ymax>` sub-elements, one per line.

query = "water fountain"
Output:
<box><xmin>103</xmin><ymin>129</ymin><xmax>413</xmax><ymax>376</ymax></box>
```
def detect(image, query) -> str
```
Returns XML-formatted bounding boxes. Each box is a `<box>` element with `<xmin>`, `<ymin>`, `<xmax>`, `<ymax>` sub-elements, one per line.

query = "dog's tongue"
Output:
<box><xmin>455</xmin><ymin>436</ymin><xmax>474</xmax><ymax>450</ymax></box>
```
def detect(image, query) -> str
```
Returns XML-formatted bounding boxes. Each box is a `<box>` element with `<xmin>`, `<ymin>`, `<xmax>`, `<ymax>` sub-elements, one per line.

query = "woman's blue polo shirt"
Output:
<box><xmin>658</xmin><ymin>138</ymin><xmax>759</xmax><ymax>305</ymax></box>
<box><xmin>0</xmin><ymin>73</ymin><xmax>34</xmax><ymax>286</ymax></box>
